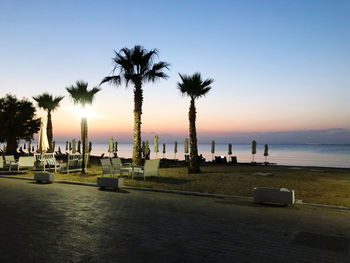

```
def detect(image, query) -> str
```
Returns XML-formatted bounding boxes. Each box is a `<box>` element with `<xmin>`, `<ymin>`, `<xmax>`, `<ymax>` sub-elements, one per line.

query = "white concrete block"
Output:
<box><xmin>253</xmin><ymin>187</ymin><xmax>295</xmax><ymax>205</ymax></box>
<box><xmin>97</xmin><ymin>177</ymin><xmax>124</xmax><ymax>190</ymax></box>
<box><xmin>34</xmin><ymin>172</ymin><xmax>55</xmax><ymax>183</ymax></box>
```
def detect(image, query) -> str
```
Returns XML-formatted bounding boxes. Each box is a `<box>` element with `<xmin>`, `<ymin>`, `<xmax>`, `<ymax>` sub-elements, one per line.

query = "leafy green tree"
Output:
<box><xmin>33</xmin><ymin>93</ymin><xmax>64</xmax><ymax>152</ymax></box>
<box><xmin>66</xmin><ymin>81</ymin><xmax>100</xmax><ymax>173</ymax></box>
<box><xmin>0</xmin><ymin>94</ymin><xmax>40</xmax><ymax>155</ymax></box>
<box><xmin>177</xmin><ymin>73</ymin><xmax>214</xmax><ymax>173</ymax></box>
<box><xmin>101</xmin><ymin>45</ymin><xmax>169</xmax><ymax>165</ymax></box>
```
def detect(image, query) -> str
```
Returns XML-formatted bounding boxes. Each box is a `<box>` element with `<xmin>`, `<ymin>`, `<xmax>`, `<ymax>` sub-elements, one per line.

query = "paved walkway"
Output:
<box><xmin>0</xmin><ymin>178</ymin><xmax>349</xmax><ymax>263</ymax></box>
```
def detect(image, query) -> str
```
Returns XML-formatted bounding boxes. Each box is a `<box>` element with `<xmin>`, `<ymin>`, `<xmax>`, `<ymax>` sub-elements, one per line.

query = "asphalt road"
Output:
<box><xmin>0</xmin><ymin>178</ymin><xmax>349</xmax><ymax>263</ymax></box>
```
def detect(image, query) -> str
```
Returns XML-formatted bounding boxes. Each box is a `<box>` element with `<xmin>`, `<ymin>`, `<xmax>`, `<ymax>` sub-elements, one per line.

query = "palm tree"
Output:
<box><xmin>177</xmin><ymin>73</ymin><xmax>214</xmax><ymax>173</ymax></box>
<box><xmin>100</xmin><ymin>45</ymin><xmax>169</xmax><ymax>165</ymax></box>
<box><xmin>33</xmin><ymin>93</ymin><xmax>64</xmax><ymax>152</ymax></box>
<box><xmin>66</xmin><ymin>81</ymin><xmax>100</xmax><ymax>173</ymax></box>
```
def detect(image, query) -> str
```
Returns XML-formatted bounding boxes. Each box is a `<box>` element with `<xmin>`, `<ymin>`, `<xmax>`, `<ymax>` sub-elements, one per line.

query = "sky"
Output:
<box><xmin>1</xmin><ymin>0</ymin><xmax>349</xmax><ymax>143</ymax></box>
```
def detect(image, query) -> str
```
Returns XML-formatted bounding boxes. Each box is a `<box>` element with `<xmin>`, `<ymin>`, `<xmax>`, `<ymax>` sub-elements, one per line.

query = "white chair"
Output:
<box><xmin>34</xmin><ymin>153</ymin><xmax>59</xmax><ymax>172</ymax></box>
<box><xmin>4</xmin><ymin>155</ymin><xmax>18</xmax><ymax>171</ymax></box>
<box><xmin>128</xmin><ymin>159</ymin><xmax>160</xmax><ymax>180</ymax></box>
<box><xmin>100</xmin><ymin>158</ymin><xmax>114</xmax><ymax>176</ymax></box>
<box><xmin>98</xmin><ymin>158</ymin><xmax>124</xmax><ymax>190</ymax></box>
<box><xmin>0</xmin><ymin>156</ymin><xmax>4</xmax><ymax>169</ymax></box>
<box><xmin>4</xmin><ymin>155</ymin><xmax>15</xmax><ymax>165</ymax></box>
<box><xmin>17</xmin><ymin>156</ymin><xmax>35</xmax><ymax>170</ymax></box>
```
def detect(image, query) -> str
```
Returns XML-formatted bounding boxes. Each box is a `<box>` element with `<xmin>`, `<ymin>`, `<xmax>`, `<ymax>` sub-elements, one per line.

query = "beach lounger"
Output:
<box><xmin>97</xmin><ymin>158</ymin><xmax>124</xmax><ymax>190</ymax></box>
<box><xmin>59</xmin><ymin>153</ymin><xmax>83</xmax><ymax>174</ymax></box>
<box><xmin>17</xmin><ymin>156</ymin><xmax>35</xmax><ymax>170</ymax></box>
<box><xmin>34</xmin><ymin>153</ymin><xmax>59</xmax><ymax>172</ymax></box>
<box><xmin>0</xmin><ymin>156</ymin><xmax>4</xmax><ymax>169</ymax></box>
<box><xmin>5</xmin><ymin>155</ymin><xmax>18</xmax><ymax>171</ymax></box>
<box><xmin>128</xmin><ymin>159</ymin><xmax>160</xmax><ymax>180</ymax></box>
<box><xmin>111</xmin><ymin>157</ymin><xmax>122</xmax><ymax>171</ymax></box>
<box><xmin>100</xmin><ymin>158</ymin><xmax>114</xmax><ymax>176</ymax></box>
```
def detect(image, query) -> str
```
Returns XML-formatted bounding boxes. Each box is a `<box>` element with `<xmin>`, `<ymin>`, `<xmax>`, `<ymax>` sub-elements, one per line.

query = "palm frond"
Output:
<box><xmin>33</xmin><ymin>93</ymin><xmax>64</xmax><ymax>111</ymax></box>
<box><xmin>177</xmin><ymin>72</ymin><xmax>213</xmax><ymax>99</ymax></box>
<box><xmin>101</xmin><ymin>45</ymin><xmax>169</xmax><ymax>88</ymax></box>
<box><xmin>66</xmin><ymin>81</ymin><xmax>101</xmax><ymax>106</ymax></box>
<box><xmin>100</xmin><ymin>75</ymin><xmax>121</xmax><ymax>86</ymax></box>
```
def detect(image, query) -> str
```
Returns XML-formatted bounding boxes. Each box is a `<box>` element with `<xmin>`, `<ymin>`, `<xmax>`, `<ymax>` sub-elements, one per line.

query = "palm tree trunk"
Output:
<box><xmin>189</xmin><ymin>98</ymin><xmax>200</xmax><ymax>173</ymax></box>
<box><xmin>132</xmin><ymin>82</ymin><xmax>143</xmax><ymax>166</ymax></box>
<box><xmin>47</xmin><ymin>110</ymin><xmax>53</xmax><ymax>152</ymax></box>
<box><xmin>81</xmin><ymin>117</ymin><xmax>88</xmax><ymax>173</ymax></box>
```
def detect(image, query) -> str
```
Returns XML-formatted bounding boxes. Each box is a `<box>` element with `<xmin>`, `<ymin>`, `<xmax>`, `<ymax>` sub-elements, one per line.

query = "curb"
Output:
<box><xmin>297</xmin><ymin>202</ymin><xmax>350</xmax><ymax>211</ymax></box>
<box><xmin>123</xmin><ymin>185</ymin><xmax>254</xmax><ymax>200</ymax></box>
<box><xmin>1</xmin><ymin>175</ymin><xmax>349</xmax><ymax>211</ymax></box>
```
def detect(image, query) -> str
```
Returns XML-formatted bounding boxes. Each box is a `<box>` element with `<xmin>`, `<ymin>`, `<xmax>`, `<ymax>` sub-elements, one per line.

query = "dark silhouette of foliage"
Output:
<box><xmin>177</xmin><ymin>73</ymin><xmax>214</xmax><ymax>173</ymax></box>
<box><xmin>101</xmin><ymin>45</ymin><xmax>170</xmax><ymax>165</ymax></box>
<box><xmin>33</xmin><ymin>93</ymin><xmax>64</xmax><ymax>152</ymax></box>
<box><xmin>0</xmin><ymin>94</ymin><xmax>40</xmax><ymax>155</ymax></box>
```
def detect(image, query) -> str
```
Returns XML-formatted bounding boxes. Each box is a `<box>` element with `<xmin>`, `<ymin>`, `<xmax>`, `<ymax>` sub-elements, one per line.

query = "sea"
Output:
<box><xmin>19</xmin><ymin>142</ymin><xmax>350</xmax><ymax>169</ymax></box>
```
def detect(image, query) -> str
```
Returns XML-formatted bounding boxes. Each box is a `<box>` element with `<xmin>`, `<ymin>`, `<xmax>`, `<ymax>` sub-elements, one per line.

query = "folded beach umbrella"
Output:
<box><xmin>72</xmin><ymin>139</ymin><xmax>76</xmax><ymax>154</ymax></box>
<box><xmin>52</xmin><ymin>141</ymin><xmax>56</xmax><ymax>152</ymax></box>
<box><xmin>108</xmin><ymin>137</ymin><xmax>114</xmax><ymax>153</ymax></box>
<box><xmin>162</xmin><ymin>143</ymin><xmax>166</xmax><ymax>158</ymax></box>
<box><xmin>252</xmin><ymin>140</ymin><xmax>257</xmax><ymax>162</ymax></box>
<box><xmin>89</xmin><ymin>142</ymin><xmax>92</xmax><ymax>153</ymax></box>
<box><xmin>174</xmin><ymin>141</ymin><xmax>177</xmax><ymax>159</ymax></box>
<box><xmin>65</xmin><ymin>141</ymin><xmax>69</xmax><ymax>152</ymax></box>
<box><xmin>264</xmin><ymin>144</ymin><xmax>269</xmax><ymax>163</ymax></box>
<box><xmin>114</xmin><ymin>141</ymin><xmax>118</xmax><ymax>153</ymax></box>
<box><xmin>211</xmin><ymin>140</ymin><xmax>215</xmax><ymax>160</ymax></box>
<box><xmin>23</xmin><ymin>143</ymin><xmax>26</xmax><ymax>150</ymax></box>
<box><xmin>69</xmin><ymin>142</ymin><xmax>72</xmax><ymax>151</ymax></box>
<box><xmin>145</xmin><ymin>140</ymin><xmax>150</xmax><ymax>159</ymax></box>
<box><xmin>228</xmin><ymin>143</ymin><xmax>232</xmax><ymax>155</ymax></box>
<box><xmin>154</xmin><ymin>135</ymin><xmax>159</xmax><ymax>158</ymax></box>
<box><xmin>78</xmin><ymin>140</ymin><xmax>81</xmax><ymax>153</ymax></box>
<box><xmin>184</xmin><ymin>138</ymin><xmax>189</xmax><ymax>154</ymax></box>
<box><xmin>38</xmin><ymin>119</ymin><xmax>49</xmax><ymax>154</ymax></box>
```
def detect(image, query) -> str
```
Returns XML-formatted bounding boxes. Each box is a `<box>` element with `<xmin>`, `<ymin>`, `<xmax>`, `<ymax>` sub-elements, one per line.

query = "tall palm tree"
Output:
<box><xmin>100</xmin><ymin>45</ymin><xmax>169</xmax><ymax>165</ymax></box>
<box><xmin>33</xmin><ymin>93</ymin><xmax>64</xmax><ymax>152</ymax></box>
<box><xmin>66</xmin><ymin>81</ymin><xmax>100</xmax><ymax>173</ymax></box>
<box><xmin>177</xmin><ymin>73</ymin><xmax>214</xmax><ymax>173</ymax></box>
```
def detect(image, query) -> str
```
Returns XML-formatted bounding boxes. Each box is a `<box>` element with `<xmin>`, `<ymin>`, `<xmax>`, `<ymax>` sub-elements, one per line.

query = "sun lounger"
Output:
<box><xmin>97</xmin><ymin>158</ymin><xmax>124</xmax><ymax>190</ymax></box>
<box><xmin>127</xmin><ymin>159</ymin><xmax>160</xmax><ymax>180</ymax></box>
<box><xmin>0</xmin><ymin>156</ymin><xmax>4</xmax><ymax>169</ymax></box>
<box><xmin>34</xmin><ymin>153</ymin><xmax>59</xmax><ymax>172</ymax></box>
<box><xmin>4</xmin><ymin>155</ymin><xmax>18</xmax><ymax>171</ymax></box>
<box><xmin>17</xmin><ymin>156</ymin><xmax>35</xmax><ymax>170</ymax></box>
<box><xmin>59</xmin><ymin>153</ymin><xmax>84</xmax><ymax>174</ymax></box>
<box><xmin>100</xmin><ymin>158</ymin><xmax>115</xmax><ymax>176</ymax></box>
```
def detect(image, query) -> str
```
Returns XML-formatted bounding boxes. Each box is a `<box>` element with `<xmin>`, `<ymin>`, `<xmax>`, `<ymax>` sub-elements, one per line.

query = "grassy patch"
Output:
<box><xmin>1</xmin><ymin>164</ymin><xmax>350</xmax><ymax>207</ymax></box>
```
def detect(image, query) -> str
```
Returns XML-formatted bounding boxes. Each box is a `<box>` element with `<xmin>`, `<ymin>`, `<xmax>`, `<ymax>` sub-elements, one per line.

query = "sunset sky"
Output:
<box><xmin>1</xmin><ymin>0</ymin><xmax>349</xmax><ymax>143</ymax></box>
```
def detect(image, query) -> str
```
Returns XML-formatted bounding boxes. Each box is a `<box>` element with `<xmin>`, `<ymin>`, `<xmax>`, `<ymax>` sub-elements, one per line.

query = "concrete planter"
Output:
<box><xmin>97</xmin><ymin>177</ymin><xmax>124</xmax><ymax>190</ymax></box>
<box><xmin>34</xmin><ymin>172</ymin><xmax>55</xmax><ymax>184</ymax></box>
<box><xmin>253</xmin><ymin>187</ymin><xmax>295</xmax><ymax>205</ymax></box>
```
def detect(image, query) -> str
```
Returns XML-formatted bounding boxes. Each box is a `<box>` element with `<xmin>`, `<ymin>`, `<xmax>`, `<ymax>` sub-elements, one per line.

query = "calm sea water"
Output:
<box><xmin>45</xmin><ymin>143</ymin><xmax>350</xmax><ymax>168</ymax></box>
